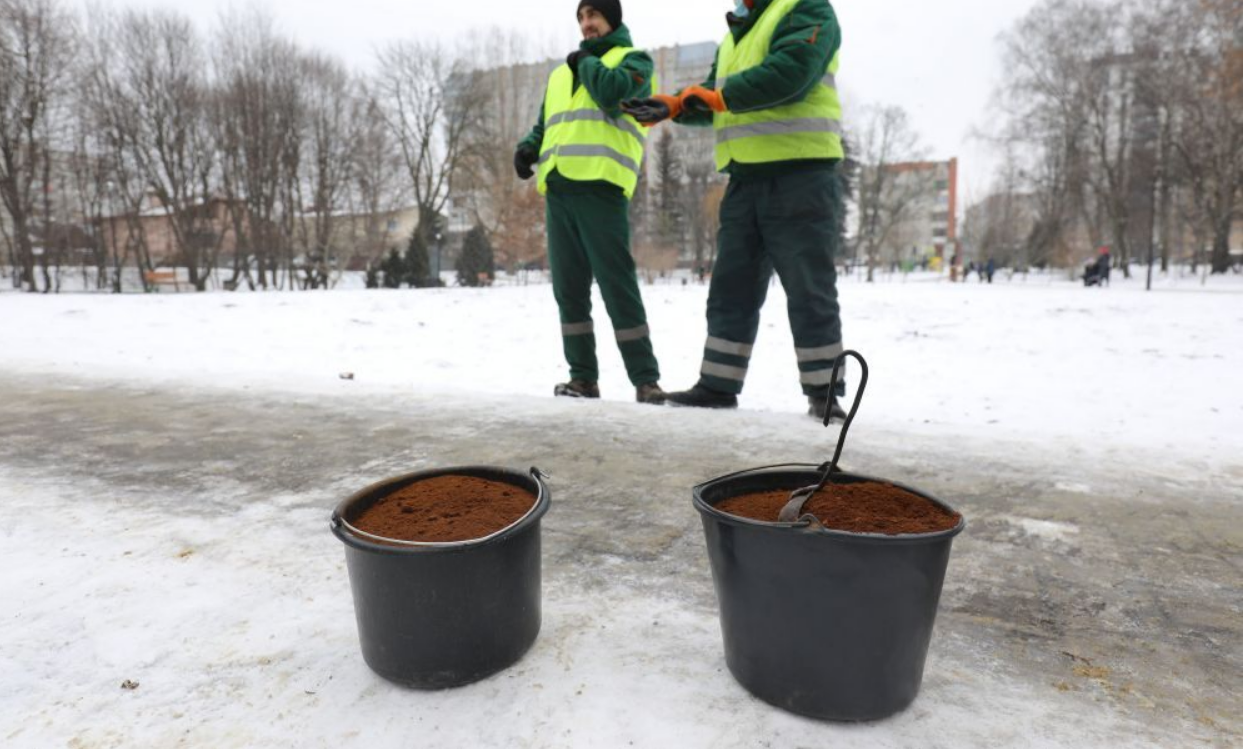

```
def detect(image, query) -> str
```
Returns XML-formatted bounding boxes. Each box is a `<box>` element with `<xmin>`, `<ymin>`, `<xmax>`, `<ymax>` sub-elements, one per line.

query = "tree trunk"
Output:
<box><xmin>1210</xmin><ymin>216</ymin><xmax>1232</xmax><ymax>274</ymax></box>
<box><xmin>12</xmin><ymin>215</ymin><xmax>37</xmax><ymax>292</ymax></box>
<box><xmin>1111</xmin><ymin>211</ymin><xmax>1132</xmax><ymax>279</ymax></box>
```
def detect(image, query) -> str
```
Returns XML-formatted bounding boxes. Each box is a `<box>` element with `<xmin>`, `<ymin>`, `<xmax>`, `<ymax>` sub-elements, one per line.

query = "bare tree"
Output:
<box><xmin>453</xmin><ymin>83</ymin><xmax>544</xmax><ymax>273</ymax></box>
<box><xmin>683</xmin><ymin>160</ymin><xmax>718</xmax><ymax>273</ymax></box>
<box><xmin>1156</xmin><ymin>0</ymin><xmax>1242</xmax><ymax>274</ymax></box>
<box><xmin>1005</xmin><ymin>0</ymin><xmax>1146</xmax><ymax>276</ymax></box>
<box><xmin>851</xmin><ymin>104</ymin><xmax>929</xmax><ymax>282</ymax></box>
<box><xmin>0</xmin><ymin>0</ymin><xmax>76</xmax><ymax>292</ymax></box>
<box><xmin>108</xmin><ymin>9</ymin><xmax>219</xmax><ymax>290</ymax></box>
<box><xmin>292</xmin><ymin>52</ymin><xmax>356</xmax><ymax>289</ymax></box>
<box><xmin>349</xmin><ymin>89</ymin><xmax>409</xmax><ymax>269</ymax></box>
<box><xmin>375</xmin><ymin>40</ymin><xmax>487</xmax><ymax>272</ymax></box>
<box><xmin>993</xmin><ymin>0</ymin><xmax>1243</xmax><ymax>278</ymax></box>
<box><xmin>211</xmin><ymin>11</ymin><xmax>304</xmax><ymax>290</ymax></box>
<box><xmin>80</xmin><ymin>7</ymin><xmax>157</xmax><ymax>293</ymax></box>
<box><xmin>653</xmin><ymin>129</ymin><xmax>684</xmax><ymax>252</ymax></box>
<box><xmin>64</xmin><ymin>101</ymin><xmax>111</xmax><ymax>290</ymax></box>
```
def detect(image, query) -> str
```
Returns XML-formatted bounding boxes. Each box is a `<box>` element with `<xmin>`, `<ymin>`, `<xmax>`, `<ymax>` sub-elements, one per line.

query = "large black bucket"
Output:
<box><xmin>331</xmin><ymin>465</ymin><xmax>550</xmax><ymax>689</ymax></box>
<box><xmin>693</xmin><ymin>465</ymin><xmax>965</xmax><ymax>721</ymax></box>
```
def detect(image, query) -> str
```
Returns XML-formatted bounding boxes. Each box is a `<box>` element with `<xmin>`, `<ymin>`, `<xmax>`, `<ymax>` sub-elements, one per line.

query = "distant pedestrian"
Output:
<box><xmin>985</xmin><ymin>257</ymin><xmax>996</xmax><ymax>283</ymax></box>
<box><xmin>1082</xmin><ymin>246</ymin><xmax>1111</xmax><ymax>288</ymax></box>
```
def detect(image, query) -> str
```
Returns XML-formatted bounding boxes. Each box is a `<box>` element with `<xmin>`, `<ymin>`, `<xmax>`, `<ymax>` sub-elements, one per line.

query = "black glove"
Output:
<box><xmin>566</xmin><ymin>49</ymin><xmax>593</xmax><ymax>74</ymax></box>
<box><xmin>514</xmin><ymin>146</ymin><xmax>537</xmax><ymax>180</ymax></box>
<box><xmin>681</xmin><ymin>96</ymin><xmax>714</xmax><ymax>115</ymax></box>
<box><xmin>621</xmin><ymin>98</ymin><xmax>672</xmax><ymax>125</ymax></box>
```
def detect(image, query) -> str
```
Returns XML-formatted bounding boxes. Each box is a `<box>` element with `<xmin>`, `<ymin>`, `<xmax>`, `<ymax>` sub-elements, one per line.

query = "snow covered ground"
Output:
<box><xmin>1</xmin><ymin>271</ymin><xmax>1240</xmax><ymax>748</ymax></box>
<box><xmin>1</xmin><ymin>269</ymin><xmax>1241</xmax><ymax>471</ymax></box>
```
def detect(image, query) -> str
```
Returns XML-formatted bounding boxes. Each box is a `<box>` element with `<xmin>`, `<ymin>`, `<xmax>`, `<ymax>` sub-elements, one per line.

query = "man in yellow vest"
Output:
<box><xmin>623</xmin><ymin>0</ymin><xmax>848</xmax><ymax>421</ymax></box>
<box><xmin>513</xmin><ymin>0</ymin><xmax>664</xmax><ymax>404</ymax></box>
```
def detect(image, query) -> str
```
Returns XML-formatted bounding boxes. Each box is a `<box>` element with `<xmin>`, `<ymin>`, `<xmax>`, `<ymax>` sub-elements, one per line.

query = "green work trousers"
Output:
<box><xmin>697</xmin><ymin>166</ymin><xmax>845</xmax><ymax>398</ymax></box>
<box><xmin>546</xmin><ymin>180</ymin><xmax>660</xmax><ymax>386</ymax></box>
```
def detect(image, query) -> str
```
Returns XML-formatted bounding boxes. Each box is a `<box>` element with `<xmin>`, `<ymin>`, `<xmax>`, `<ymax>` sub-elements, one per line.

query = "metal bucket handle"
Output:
<box><xmin>778</xmin><ymin>350</ymin><xmax>870</xmax><ymax>523</ymax></box>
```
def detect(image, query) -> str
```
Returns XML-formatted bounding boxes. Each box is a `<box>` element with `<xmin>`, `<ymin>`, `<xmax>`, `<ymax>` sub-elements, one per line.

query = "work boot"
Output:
<box><xmin>554</xmin><ymin>380</ymin><xmax>600</xmax><ymax>399</ymax></box>
<box><xmin>635</xmin><ymin>382</ymin><xmax>666</xmax><ymax>405</ymax></box>
<box><xmin>663</xmin><ymin>384</ymin><xmax>738</xmax><ymax>409</ymax></box>
<box><xmin>808</xmin><ymin>395</ymin><xmax>848</xmax><ymax>423</ymax></box>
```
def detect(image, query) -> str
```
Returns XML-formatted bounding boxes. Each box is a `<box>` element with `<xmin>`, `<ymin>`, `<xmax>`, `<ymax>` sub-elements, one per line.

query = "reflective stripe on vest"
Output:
<box><xmin>712</xmin><ymin>0</ymin><xmax>844</xmax><ymax>172</ymax></box>
<box><xmin>537</xmin><ymin>46</ymin><xmax>652</xmax><ymax>199</ymax></box>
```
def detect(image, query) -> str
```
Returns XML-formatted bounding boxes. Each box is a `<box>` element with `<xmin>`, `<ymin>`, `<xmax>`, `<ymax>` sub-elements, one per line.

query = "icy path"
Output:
<box><xmin>0</xmin><ymin>376</ymin><xmax>1238</xmax><ymax>748</ymax></box>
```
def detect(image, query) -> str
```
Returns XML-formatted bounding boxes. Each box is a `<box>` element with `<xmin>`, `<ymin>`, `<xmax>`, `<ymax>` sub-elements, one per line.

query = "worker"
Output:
<box><xmin>513</xmin><ymin>0</ymin><xmax>665</xmax><ymax>404</ymax></box>
<box><xmin>622</xmin><ymin>0</ymin><xmax>848</xmax><ymax>420</ymax></box>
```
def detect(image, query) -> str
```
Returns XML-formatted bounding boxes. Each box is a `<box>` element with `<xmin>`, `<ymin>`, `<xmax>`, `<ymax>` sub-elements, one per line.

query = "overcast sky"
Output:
<box><xmin>85</xmin><ymin>0</ymin><xmax>1044</xmax><ymax>204</ymax></box>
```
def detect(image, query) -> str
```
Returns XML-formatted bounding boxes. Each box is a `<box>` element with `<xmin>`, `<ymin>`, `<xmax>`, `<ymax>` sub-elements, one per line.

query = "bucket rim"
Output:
<box><xmin>693</xmin><ymin>463</ymin><xmax>966</xmax><ymax>544</ymax></box>
<box><xmin>331</xmin><ymin>465</ymin><xmax>550</xmax><ymax>553</ymax></box>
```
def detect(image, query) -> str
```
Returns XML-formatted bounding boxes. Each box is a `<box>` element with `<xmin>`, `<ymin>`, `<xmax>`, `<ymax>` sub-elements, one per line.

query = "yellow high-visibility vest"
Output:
<box><xmin>712</xmin><ymin>0</ymin><xmax>843</xmax><ymax>171</ymax></box>
<box><xmin>537</xmin><ymin>46</ymin><xmax>652</xmax><ymax>199</ymax></box>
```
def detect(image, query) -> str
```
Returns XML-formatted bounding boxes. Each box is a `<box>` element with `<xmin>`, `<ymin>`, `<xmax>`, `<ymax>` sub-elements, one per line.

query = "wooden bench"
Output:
<box><xmin>143</xmin><ymin>270</ymin><xmax>180</xmax><ymax>290</ymax></box>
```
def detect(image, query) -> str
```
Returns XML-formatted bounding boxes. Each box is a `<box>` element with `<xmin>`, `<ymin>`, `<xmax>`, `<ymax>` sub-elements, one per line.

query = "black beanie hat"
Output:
<box><xmin>577</xmin><ymin>0</ymin><xmax>622</xmax><ymax>31</ymax></box>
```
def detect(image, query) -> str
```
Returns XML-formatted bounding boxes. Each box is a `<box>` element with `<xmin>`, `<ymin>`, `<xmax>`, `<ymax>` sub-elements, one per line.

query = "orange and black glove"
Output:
<box><xmin>680</xmin><ymin>85</ymin><xmax>728</xmax><ymax>114</ymax></box>
<box><xmin>621</xmin><ymin>94</ymin><xmax>683</xmax><ymax>127</ymax></box>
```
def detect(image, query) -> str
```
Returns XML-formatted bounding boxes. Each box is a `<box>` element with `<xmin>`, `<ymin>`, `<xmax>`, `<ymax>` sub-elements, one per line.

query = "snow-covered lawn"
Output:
<box><xmin>2</xmin><ymin>270</ymin><xmax>1240</xmax><ymax>470</ymax></box>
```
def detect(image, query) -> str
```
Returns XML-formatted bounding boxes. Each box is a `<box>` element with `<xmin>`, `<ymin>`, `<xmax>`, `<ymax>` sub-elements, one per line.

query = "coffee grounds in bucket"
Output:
<box><xmin>716</xmin><ymin>481</ymin><xmax>961</xmax><ymax>535</ymax></box>
<box><xmin>352</xmin><ymin>475</ymin><xmax>538</xmax><ymax>543</ymax></box>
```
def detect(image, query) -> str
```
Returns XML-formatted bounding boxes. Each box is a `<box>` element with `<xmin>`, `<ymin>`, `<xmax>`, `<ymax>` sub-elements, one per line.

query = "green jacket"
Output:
<box><xmin>677</xmin><ymin>0</ymin><xmax>841</xmax><ymax>178</ymax></box>
<box><xmin>518</xmin><ymin>25</ymin><xmax>654</xmax><ymax>162</ymax></box>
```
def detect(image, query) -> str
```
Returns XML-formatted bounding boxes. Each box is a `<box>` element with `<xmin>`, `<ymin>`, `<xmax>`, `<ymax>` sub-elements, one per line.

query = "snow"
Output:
<box><xmin>1008</xmin><ymin>517</ymin><xmax>1081</xmax><ymax>544</ymax></box>
<box><xmin>1</xmin><ymin>269</ymin><xmax>1240</xmax><ymax>747</ymax></box>
<box><xmin>2</xmin><ymin>269</ymin><xmax>1240</xmax><ymax>469</ymax></box>
<box><xmin>0</xmin><ymin>469</ymin><xmax>1187</xmax><ymax>748</ymax></box>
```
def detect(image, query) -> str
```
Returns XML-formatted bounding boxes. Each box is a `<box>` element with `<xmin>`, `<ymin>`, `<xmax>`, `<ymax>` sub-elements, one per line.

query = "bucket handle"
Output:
<box><xmin>778</xmin><ymin>351</ymin><xmax>870</xmax><ymax>523</ymax></box>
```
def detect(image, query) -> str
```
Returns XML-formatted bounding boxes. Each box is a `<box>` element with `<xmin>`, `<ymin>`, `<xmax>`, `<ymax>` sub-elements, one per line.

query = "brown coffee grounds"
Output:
<box><xmin>352</xmin><ymin>475</ymin><xmax>537</xmax><ymax>543</ymax></box>
<box><xmin>715</xmin><ymin>481</ymin><xmax>961</xmax><ymax>535</ymax></box>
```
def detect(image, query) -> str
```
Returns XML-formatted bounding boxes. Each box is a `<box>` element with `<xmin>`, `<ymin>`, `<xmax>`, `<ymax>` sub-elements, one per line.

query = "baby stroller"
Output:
<box><xmin>1083</xmin><ymin>254</ymin><xmax>1111</xmax><ymax>287</ymax></box>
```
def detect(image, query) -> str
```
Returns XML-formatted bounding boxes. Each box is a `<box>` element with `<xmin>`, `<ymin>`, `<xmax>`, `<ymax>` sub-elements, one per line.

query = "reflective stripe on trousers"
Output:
<box><xmin>561</xmin><ymin>321</ymin><xmax>594</xmax><ymax>336</ymax></box>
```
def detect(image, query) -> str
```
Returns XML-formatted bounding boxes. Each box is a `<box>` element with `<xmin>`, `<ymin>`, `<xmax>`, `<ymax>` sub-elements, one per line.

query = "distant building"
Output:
<box><xmin>98</xmin><ymin>195</ymin><xmax>241</xmax><ymax>268</ymax></box>
<box><xmin>882</xmin><ymin>158</ymin><xmax>959</xmax><ymax>262</ymax></box>
<box><xmin>96</xmin><ymin>193</ymin><xmax>429</xmax><ymax>273</ymax></box>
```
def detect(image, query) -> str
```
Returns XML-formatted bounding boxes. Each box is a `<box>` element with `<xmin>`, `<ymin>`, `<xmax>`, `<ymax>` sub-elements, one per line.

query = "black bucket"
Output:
<box><xmin>693</xmin><ymin>467</ymin><xmax>965</xmax><ymax>720</ymax></box>
<box><xmin>330</xmin><ymin>465</ymin><xmax>551</xmax><ymax>689</ymax></box>
<box><xmin>692</xmin><ymin>351</ymin><xmax>965</xmax><ymax>720</ymax></box>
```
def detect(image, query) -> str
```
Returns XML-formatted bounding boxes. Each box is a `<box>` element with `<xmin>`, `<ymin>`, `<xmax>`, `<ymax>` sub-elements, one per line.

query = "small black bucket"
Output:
<box><xmin>330</xmin><ymin>465</ymin><xmax>551</xmax><ymax>689</ymax></box>
<box><xmin>692</xmin><ymin>351</ymin><xmax>965</xmax><ymax>720</ymax></box>
<box><xmin>694</xmin><ymin>466</ymin><xmax>964</xmax><ymax>721</ymax></box>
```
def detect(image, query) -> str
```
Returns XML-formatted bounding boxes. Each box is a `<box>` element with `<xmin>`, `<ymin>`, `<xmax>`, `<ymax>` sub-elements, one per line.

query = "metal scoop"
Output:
<box><xmin>778</xmin><ymin>351</ymin><xmax>870</xmax><ymax>523</ymax></box>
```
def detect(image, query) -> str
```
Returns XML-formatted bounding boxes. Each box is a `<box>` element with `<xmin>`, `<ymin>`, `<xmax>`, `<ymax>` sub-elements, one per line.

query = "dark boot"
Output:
<box><xmin>664</xmin><ymin>384</ymin><xmax>738</xmax><ymax>409</ymax></box>
<box><xmin>808</xmin><ymin>395</ymin><xmax>847</xmax><ymax>423</ymax></box>
<box><xmin>554</xmin><ymin>380</ymin><xmax>600</xmax><ymax>399</ymax></box>
<box><xmin>635</xmin><ymin>382</ymin><xmax>666</xmax><ymax>404</ymax></box>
